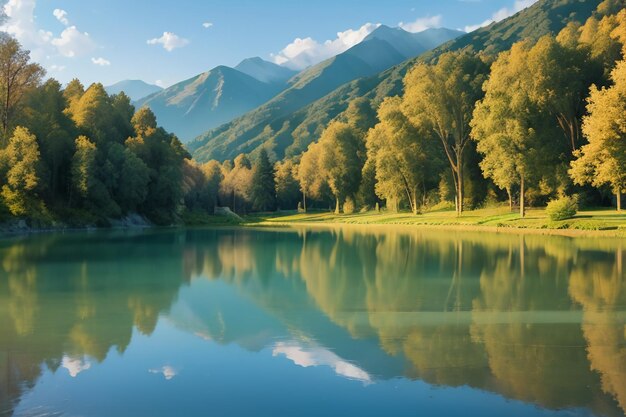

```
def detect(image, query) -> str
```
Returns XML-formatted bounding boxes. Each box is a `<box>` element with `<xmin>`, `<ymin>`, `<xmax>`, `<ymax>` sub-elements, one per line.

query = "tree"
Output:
<box><xmin>111</xmin><ymin>92</ymin><xmax>135</xmax><ymax>140</ymax></box>
<box><xmin>527</xmin><ymin>36</ymin><xmax>593</xmax><ymax>152</ymax></box>
<box><xmin>0</xmin><ymin>37</ymin><xmax>45</xmax><ymax>142</ymax></box>
<box><xmin>366</xmin><ymin>97</ymin><xmax>436</xmax><ymax>214</ymax></box>
<box><xmin>274</xmin><ymin>159</ymin><xmax>300</xmax><ymax>210</ymax></box>
<box><xmin>471</xmin><ymin>42</ymin><xmax>542</xmax><ymax>217</ymax></box>
<box><xmin>201</xmin><ymin>160</ymin><xmax>223</xmax><ymax>210</ymax></box>
<box><xmin>132</xmin><ymin>106</ymin><xmax>158</xmax><ymax>137</ymax></box>
<box><xmin>19</xmin><ymin>79</ymin><xmax>76</xmax><ymax>198</ymax></box>
<box><xmin>117</xmin><ymin>147</ymin><xmax>150</xmax><ymax>212</ymax></box>
<box><xmin>63</xmin><ymin>78</ymin><xmax>85</xmax><ymax>116</ymax></box>
<box><xmin>221</xmin><ymin>154</ymin><xmax>253</xmax><ymax>213</ymax></box>
<box><xmin>317</xmin><ymin>121</ymin><xmax>363</xmax><ymax>213</ymax></box>
<box><xmin>69</xmin><ymin>83</ymin><xmax>118</xmax><ymax>144</ymax></box>
<box><xmin>71</xmin><ymin>135</ymin><xmax>117</xmax><ymax>215</ymax></box>
<box><xmin>0</xmin><ymin>127</ymin><xmax>44</xmax><ymax>216</ymax></box>
<box><xmin>250</xmin><ymin>148</ymin><xmax>276</xmax><ymax>212</ymax></box>
<box><xmin>402</xmin><ymin>50</ymin><xmax>487</xmax><ymax>215</ymax></box>
<box><xmin>570</xmin><ymin>60</ymin><xmax>626</xmax><ymax>211</ymax></box>
<box><xmin>342</xmin><ymin>97</ymin><xmax>377</xmax><ymax>137</ymax></box>
<box><xmin>297</xmin><ymin>142</ymin><xmax>325</xmax><ymax>212</ymax></box>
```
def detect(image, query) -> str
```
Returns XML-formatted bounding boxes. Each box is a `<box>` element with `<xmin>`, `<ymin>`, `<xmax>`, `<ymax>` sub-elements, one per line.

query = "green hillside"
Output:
<box><xmin>190</xmin><ymin>0</ymin><xmax>604</xmax><ymax>163</ymax></box>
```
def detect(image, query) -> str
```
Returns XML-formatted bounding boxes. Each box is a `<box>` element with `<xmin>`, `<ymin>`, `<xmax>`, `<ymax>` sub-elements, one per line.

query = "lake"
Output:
<box><xmin>0</xmin><ymin>226</ymin><xmax>624</xmax><ymax>417</ymax></box>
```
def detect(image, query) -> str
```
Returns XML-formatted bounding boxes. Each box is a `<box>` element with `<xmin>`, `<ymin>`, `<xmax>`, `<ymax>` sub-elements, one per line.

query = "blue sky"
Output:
<box><xmin>2</xmin><ymin>0</ymin><xmax>536</xmax><ymax>88</ymax></box>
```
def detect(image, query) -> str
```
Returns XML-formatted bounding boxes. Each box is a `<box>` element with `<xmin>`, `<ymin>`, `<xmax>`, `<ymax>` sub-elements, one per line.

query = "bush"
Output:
<box><xmin>546</xmin><ymin>195</ymin><xmax>578</xmax><ymax>221</ymax></box>
<box><xmin>343</xmin><ymin>197</ymin><xmax>356</xmax><ymax>214</ymax></box>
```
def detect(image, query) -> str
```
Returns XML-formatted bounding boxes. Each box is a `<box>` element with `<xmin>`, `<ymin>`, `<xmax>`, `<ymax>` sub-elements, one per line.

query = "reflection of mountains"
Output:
<box><xmin>1</xmin><ymin>228</ymin><xmax>625</xmax><ymax>417</ymax></box>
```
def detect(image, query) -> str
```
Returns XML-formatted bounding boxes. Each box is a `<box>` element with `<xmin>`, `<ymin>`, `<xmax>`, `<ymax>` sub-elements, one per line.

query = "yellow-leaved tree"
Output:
<box><xmin>570</xmin><ymin>60</ymin><xmax>626</xmax><ymax>211</ymax></box>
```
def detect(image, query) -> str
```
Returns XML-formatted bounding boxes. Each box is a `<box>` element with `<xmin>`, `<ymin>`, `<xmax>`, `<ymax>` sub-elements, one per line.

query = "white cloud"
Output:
<box><xmin>49</xmin><ymin>64</ymin><xmax>65</xmax><ymax>71</ymax></box>
<box><xmin>2</xmin><ymin>0</ymin><xmax>96</xmax><ymax>61</ymax></box>
<box><xmin>91</xmin><ymin>57</ymin><xmax>111</xmax><ymax>66</ymax></box>
<box><xmin>464</xmin><ymin>0</ymin><xmax>538</xmax><ymax>32</ymax></box>
<box><xmin>53</xmin><ymin>8</ymin><xmax>69</xmax><ymax>26</ymax></box>
<box><xmin>399</xmin><ymin>15</ymin><xmax>442</xmax><ymax>33</ymax></box>
<box><xmin>149</xmin><ymin>366</ymin><xmax>177</xmax><ymax>380</ymax></box>
<box><xmin>273</xmin><ymin>341</ymin><xmax>372</xmax><ymax>383</ymax></box>
<box><xmin>155</xmin><ymin>79</ymin><xmax>166</xmax><ymax>88</ymax></box>
<box><xmin>202</xmin><ymin>22</ymin><xmax>213</xmax><ymax>29</ymax></box>
<box><xmin>51</xmin><ymin>26</ymin><xmax>96</xmax><ymax>57</ymax></box>
<box><xmin>271</xmin><ymin>22</ymin><xmax>380</xmax><ymax>70</ymax></box>
<box><xmin>62</xmin><ymin>356</ymin><xmax>91</xmax><ymax>377</ymax></box>
<box><xmin>147</xmin><ymin>32</ymin><xmax>189</xmax><ymax>52</ymax></box>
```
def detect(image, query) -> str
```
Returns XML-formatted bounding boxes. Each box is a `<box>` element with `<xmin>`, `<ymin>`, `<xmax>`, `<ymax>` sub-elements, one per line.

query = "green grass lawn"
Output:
<box><xmin>245</xmin><ymin>206</ymin><xmax>626</xmax><ymax>236</ymax></box>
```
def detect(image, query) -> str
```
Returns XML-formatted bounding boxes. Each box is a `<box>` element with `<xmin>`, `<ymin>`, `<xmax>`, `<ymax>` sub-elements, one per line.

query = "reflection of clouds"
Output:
<box><xmin>273</xmin><ymin>341</ymin><xmax>371</xmax><ymax>383</ymax></box>
<box><xmin>61</xmin><ymin>355</ymin><xmax>92</xmax><ymax>377</ymax></box>
<box><xmin>194</xmin><ymin>331</ymin><xmax>212</xmax><ymax>341</ymax></box>
<box><xmin>149</xmin><ymin>365</ymin><xmax>177</xmax><ymax>380</ymax></box>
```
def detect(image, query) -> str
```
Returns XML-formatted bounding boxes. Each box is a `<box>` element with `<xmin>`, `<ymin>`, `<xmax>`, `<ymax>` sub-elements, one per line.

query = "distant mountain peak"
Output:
<box><xmin>235</xmin><ymin>57</ymin><xmax>297</xmax><ymax>84</ymax></box>
<box><xmin>105</xmin><ymin>80</ymin><xmax>163</xmax><ymax>102</ymax></box>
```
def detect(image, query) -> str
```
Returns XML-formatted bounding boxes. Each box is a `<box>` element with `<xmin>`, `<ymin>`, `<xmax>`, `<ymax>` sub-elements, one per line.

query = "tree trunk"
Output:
<box><xmin>506</xmin><ymin>187</ymin><xmax>513</xmax><ymax>212</ymax></box>
<box><xmin>303</xmin><ymin>192</ymin><xmax>307</xmax><ymax>213</ymax></box>
<box><xmin>617</xmin><ymin>189</ymin><xmax>622</xmax><ymax>212</ymax></box>
<box><xmin>457</xmin><ymin>161</ymin><xmax>464</xmax><ymax>216</ymax></box>
<box><xmin>335</xmin><ymin>197</ymin><xmax>340</xmax><ymax>214</ymax></box>
<box><xmin>519</xmin><ymin>175</ymin><xmax>526</xmax><ymax>218</ymax></box>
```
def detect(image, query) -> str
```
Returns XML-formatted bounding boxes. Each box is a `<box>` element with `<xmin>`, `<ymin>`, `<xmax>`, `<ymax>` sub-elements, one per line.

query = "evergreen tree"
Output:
<box><xmin>250</xmin><ymin>149</ymin><xmax>276</xmax><ymax>212</ymax></box>
<box><xmin>274</xmin><ymin>159</ymin><xmax>300</xmax><ymax>210</ymax></box>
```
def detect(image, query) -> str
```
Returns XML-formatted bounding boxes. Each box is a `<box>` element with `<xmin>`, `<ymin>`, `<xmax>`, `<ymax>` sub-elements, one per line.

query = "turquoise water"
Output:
<box><xmin>0</xmin><ymin>227</ymin><xmax>624</xmax><ymax>417</ymax></box>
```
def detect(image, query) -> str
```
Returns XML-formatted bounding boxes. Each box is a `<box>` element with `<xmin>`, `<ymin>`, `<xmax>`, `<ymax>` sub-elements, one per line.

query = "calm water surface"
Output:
<box><xmin>0</xmin><ymin>226</ymin><xmax>624</xmax><ymax>417</ymax></box>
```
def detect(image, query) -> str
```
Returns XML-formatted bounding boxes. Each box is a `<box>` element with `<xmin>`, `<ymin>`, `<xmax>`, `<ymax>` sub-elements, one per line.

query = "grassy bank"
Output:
<box><xmin>244</xmin><ymin>206</ymin><xmax>626</xmax><ymax>237</ymax></box>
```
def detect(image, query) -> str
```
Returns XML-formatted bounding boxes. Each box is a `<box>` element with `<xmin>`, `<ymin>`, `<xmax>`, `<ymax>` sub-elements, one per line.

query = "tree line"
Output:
<box><xmin>198</xmin><ymin>2</ymin><xmax>625</xmax><ymax>217</ymax></box>
<box><xmin>0</xmin><ymin>34</ymin><xmax>192</xmax><ymax>225</ymax></box>
<box><xmin>0</xmin><ymin>1</ymin><xmax>624</xmax><ymax>226</ymax></box>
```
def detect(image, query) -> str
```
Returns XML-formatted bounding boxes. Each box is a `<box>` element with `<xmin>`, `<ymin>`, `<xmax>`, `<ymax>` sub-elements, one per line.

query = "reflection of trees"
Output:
<box><xmin>469</xmin><ymin>247</ymin><xmax>603</xmax><ymax>410</ymax></box>
<box><xmin>0</xmin><ymin>231</ymin><xmax>188</xmax><ymax>415</ymax></box>
<box><xmin>269</xmin><ymin>227</ymin><xmax>625</xmax><ymax>416</ymax></box>
<box><xmin>569</xmin><ymin>245</ymin><xmax>626</xmax><ymax>414</ymax></box>
<box><xmin>2</xmin><ymin>226</ymin><xmax>625</xmax><ymax>417</ymax></box>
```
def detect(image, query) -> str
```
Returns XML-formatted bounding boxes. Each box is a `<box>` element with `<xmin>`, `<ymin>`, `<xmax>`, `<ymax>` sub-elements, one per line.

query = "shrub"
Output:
<box><xmin>343</xmin><ymin>197</ymin><xmax>356</xmax><ymax>214</ymax></box>
<box><xmin>546</xmin><ymin>195</ymin><xmax>578</xmax><ymax>221</ymax></box>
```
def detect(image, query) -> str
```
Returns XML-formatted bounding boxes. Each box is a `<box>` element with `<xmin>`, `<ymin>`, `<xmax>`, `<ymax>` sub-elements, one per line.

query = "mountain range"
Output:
<box><xmin>127</xmin><ymin>26</ymin><xmax>462</xmax><ymax>143</ymax></box>
<box><xmin>189</xmin><ymin>0</ymin><xmax>604</xmax><ymax>162</ymax></box>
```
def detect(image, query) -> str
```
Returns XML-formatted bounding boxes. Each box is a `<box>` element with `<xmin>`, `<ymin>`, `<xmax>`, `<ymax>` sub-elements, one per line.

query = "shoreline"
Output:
<box><xmin>248</xmin><ymin>220</ymin><xmax>626</xmax><ymax>238</ymax></box>
<box><xmin>244</xmin><ymin>208</ymin><xmax>626</xmax><ymax>238</ymax></box>
<box><xmin>2</xmin><ymin>208</ymin><xmax>625</xmax><ymax>240</ymax></box>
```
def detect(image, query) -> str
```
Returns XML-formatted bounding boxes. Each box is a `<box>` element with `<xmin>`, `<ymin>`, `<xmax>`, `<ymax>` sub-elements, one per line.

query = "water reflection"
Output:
<box><xmin>0</xmin><ymin>227</ymin><xmax>624</xmax><ymax>417</ymax></box>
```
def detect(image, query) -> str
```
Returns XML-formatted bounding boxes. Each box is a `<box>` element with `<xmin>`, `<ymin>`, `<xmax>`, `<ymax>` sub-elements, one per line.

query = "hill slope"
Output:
<box><xmin>189</xmin><ymin>26</ymin><xmax>464</xmax><ymax>160</ymax></box>
<box><xmin>190</xmin><ymin>0</ymin><xmax>603</xmax><ymax>162</ymax></box>
<box><xmin>235</xmin><ymin>57</ymin><xmax>297</xmax><ymax>84</ymax></box>
<box><xmin>105</xmin><ymin>80</ymin><xmax>162</xmax><ymax>101</ymax></box>
<box><xmin>136</xmin><ymin>66</ymin><xmax>287</xmax><ymax>141</ymax></box>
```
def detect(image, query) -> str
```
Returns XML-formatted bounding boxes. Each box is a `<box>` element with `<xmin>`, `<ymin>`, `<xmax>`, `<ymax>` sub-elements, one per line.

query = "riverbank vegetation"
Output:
<box><xmin>0</xmin><ymin>1</ymin><xmax>624</xmax><ymax>229</ymax></box>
